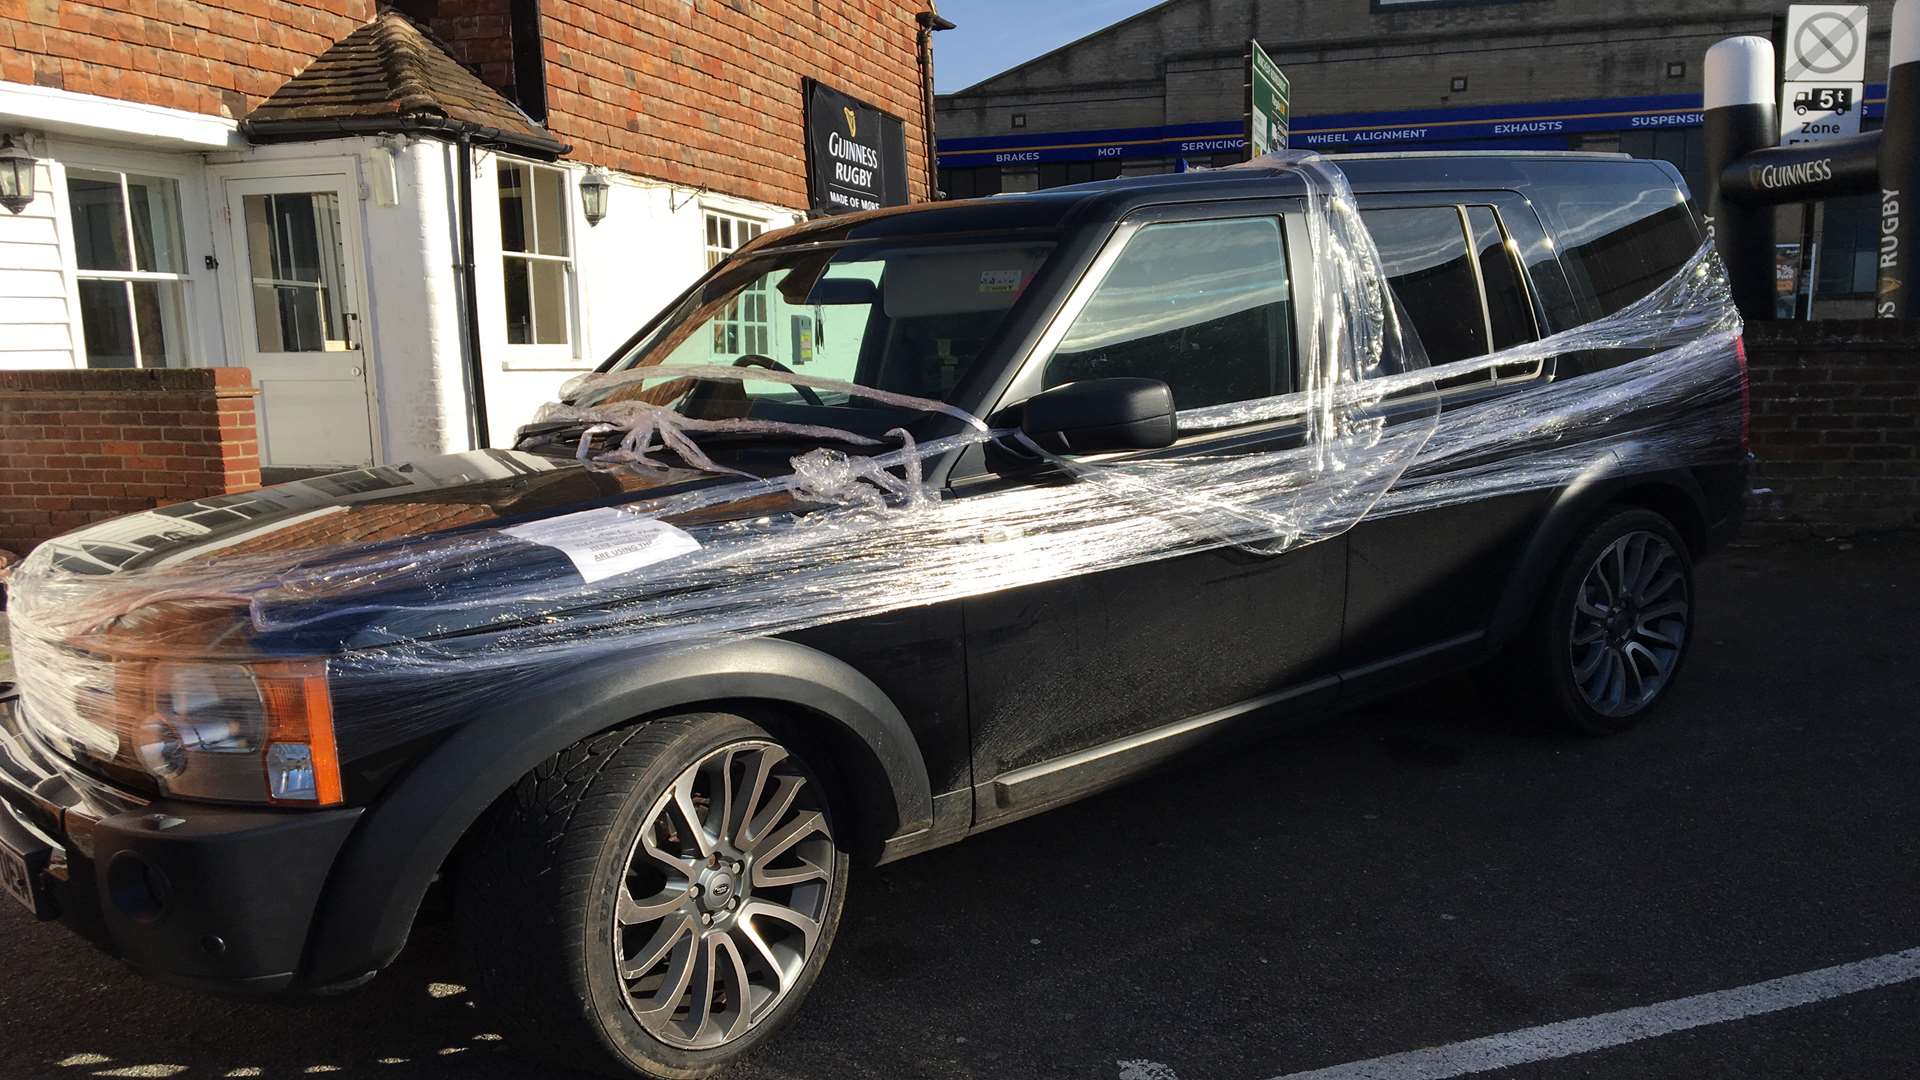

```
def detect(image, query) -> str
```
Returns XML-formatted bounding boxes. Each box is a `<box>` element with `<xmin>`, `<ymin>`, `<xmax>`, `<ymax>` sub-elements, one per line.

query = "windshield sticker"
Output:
<box><xmin>978</xmin><ymin>269</ymin><xmax>1024</xmax><ymax>294</ymax></box>
<box><xmin>502</xmin><ymin>508</ymin><xmax>701</xmax><ymax>584</ymax></box>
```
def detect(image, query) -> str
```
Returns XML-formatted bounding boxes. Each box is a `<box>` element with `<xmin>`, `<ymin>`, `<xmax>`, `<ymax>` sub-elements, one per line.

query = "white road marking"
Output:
<box><xmin>1269</xmin><ymin>946</ymin><xmax>1920</xmax><ymax>1080</ymax></box>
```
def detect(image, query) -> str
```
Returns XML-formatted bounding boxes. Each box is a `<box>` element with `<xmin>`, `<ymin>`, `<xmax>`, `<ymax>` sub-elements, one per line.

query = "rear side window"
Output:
<box><xmin>1467</xmin><ymin>207</ymin><xmax>1537</xmax><ymax>353</ymax></box>
<box><xmin>1467</xmin><ymin>206</ymin><xmax>1543</xmax><ymax>379</ymax></box>
<box><xmin>1361</xmin><ymin>207</ymin><xmax>1488</xmax><ymax>368</ymax></box>
<box><xmin>1536</xmin><ymin>172</ymin><xmax>1701</xmax><ymax>319</ymax></box>
<box><xmin>1361</xmin><ymin>205</ymin><xmax>1544</xmax><ymax>388</ymax></box>
<box><xmin>1043</xmin><ymin>216</ymin><xmax>1294</xmax><ymax>411</ymax></box>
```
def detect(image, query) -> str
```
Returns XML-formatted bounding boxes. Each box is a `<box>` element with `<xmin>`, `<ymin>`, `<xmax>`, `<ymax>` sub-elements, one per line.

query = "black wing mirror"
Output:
<box><xmin>1017</xmin><ymin>377</ymin><xmax>1177</xmax><ymax>455</ymax></box>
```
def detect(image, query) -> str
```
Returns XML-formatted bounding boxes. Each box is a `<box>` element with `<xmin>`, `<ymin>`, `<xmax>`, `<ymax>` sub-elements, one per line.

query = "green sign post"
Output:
<box><xmin>1247</xmin><ymin>39</ymin><xmax>1290</xmax><ymax>159</ymax></box>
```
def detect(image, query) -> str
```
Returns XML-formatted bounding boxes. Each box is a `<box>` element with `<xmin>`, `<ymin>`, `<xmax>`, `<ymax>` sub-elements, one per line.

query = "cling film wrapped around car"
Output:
<box><xmin>1</xmin><ymin>152</ymin><xmax>1745</xmax><ymax>801</ymax></box>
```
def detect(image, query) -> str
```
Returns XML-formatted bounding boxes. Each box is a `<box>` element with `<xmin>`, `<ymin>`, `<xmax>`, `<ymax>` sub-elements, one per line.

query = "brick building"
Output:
<box><xmin>1</xmin><ymin>0</ymin><xmax>944</xmax><ymax>473</ymax></box>
<box><xmin>936</xmin><ymin>0</ymin><xmax>1898</xmax><ymax>317</ymax></box>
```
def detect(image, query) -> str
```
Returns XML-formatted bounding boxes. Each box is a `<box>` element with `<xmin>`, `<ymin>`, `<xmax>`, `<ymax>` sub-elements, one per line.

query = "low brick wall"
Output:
<box><xmin>0</xmin><ymin>368</ymin><xmax>261</xmax><ymax>557</ymax></box>
<box><xmin>1743</xmin><ymin>321</ymin><xmax>1920</xmax><ymax>539</ymax></box>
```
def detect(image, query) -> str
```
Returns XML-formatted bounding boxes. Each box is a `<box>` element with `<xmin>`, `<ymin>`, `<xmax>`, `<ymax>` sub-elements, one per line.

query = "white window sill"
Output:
<box><xmin>500</xmin><ymin>349</ymin><xmax>591</xmax><ymax>372</ymax></box>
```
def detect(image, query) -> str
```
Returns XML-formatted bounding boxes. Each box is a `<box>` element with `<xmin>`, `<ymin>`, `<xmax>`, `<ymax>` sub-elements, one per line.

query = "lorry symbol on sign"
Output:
<box><xmin>1794</xmin><ymin>86</ymin><xmax>1854</xmax><ymax>115</ymax></box>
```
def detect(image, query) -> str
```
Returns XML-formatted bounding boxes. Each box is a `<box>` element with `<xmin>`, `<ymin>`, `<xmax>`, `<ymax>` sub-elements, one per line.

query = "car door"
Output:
<box><xmin>954</xmin><ymin>200</ymin><xmax>1348</xmax><ymax>825</ymax></box>
<box><xmin>1337</xmin><ymin>193</ymin><xmax>1571</xmax><ymax>693</ymax></box>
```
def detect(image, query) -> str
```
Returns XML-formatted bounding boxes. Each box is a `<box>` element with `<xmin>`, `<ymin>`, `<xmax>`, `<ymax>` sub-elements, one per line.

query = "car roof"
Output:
<box><xmin>753</xmin><ymin>151</ymin><xmax>1684</xmax><ymax>251</ymax></box>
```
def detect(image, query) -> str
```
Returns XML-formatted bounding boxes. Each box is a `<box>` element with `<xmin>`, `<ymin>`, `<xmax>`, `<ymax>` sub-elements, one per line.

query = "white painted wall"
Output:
<box><xmin>469</xmin><ymin>153</ymin><xmax>802</xmax><ymax>447</ymax></box>
<box><xmin>1</xmin><ymin>83</ymin><xmax>806</xmax><ymax>464</ymax></box>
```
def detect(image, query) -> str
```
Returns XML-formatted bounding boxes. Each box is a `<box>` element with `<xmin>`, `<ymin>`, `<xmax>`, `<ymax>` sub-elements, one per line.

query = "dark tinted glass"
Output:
<box><xmin>498</xmin><ymin>163</ymin><xmax>529</xmax><ymax>253</ymax></box>
<box><xmin>1362</xmin><ymin>207</ymin><xmax>1489</xmax><ymax>366</ymax></box>
<box><xmin>1816</xmin><ymin>191</ymin><xmax>1880</xmax><ymax>297</ymax></box>
<box><xmin>1467</xmin><ymin>206</ymin><xmax>1537</xmax><ymax>350</ymax></box>
<box><xmin>941</xmin><ymin>167</ymin><xmax>1004</xmax><ymax>199</ymax></box>
<box><xmin>1044</xmin><ymin>216</ymin><xmax>1292</xmax><ymax>410</ymax></box>
<box><xmin>1038</xmin><ymin>159</ymin><xmax>1122</xmax><ymax>189</ymax></box>
<box><xmin>1539</xmin><ymin>172</ymin><xmax>1701</xmax><ymax>319</ymax></box>
<box><xmin>78</xmin><ymin>280</ymin><xmax>135</xmax><ymax>368</ymax></box>
<box><xmin>68</xmin><ymin>174</ymin><xmax>131</xmax><ymax>272</ymax></box>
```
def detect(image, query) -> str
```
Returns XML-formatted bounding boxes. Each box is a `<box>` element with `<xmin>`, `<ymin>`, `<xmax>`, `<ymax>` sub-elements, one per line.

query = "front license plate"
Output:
<box><xmin>0</xmin><ymin>833</ymin><xmax>48</xmax><ymax>917</ymax></box>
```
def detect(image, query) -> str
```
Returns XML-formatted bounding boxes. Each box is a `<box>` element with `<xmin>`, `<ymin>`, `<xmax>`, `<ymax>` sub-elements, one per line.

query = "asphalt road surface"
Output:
<box><xmin>2</xmin><ymin>537</ymin><xmax>1916</xmax><ymax>1080</ymax></box>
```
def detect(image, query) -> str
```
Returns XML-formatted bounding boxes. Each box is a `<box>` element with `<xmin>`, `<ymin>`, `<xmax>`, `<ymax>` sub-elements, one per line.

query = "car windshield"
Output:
<box><xmin>573</xmin><ymin>237</ymin><xmax>1055</xmax><ymax>430</ymax></box>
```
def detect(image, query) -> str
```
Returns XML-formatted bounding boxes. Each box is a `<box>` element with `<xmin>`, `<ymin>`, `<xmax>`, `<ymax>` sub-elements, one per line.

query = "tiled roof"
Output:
<box><xmin>242</xmin><ymin>10</ymin><xmax>568</xmax><ymax>156</ymax></box>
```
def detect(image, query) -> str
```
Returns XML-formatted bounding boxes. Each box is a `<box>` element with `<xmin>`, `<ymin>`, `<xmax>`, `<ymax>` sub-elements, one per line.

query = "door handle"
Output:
<box><xmin>345</xmin><ymin>311</ymin><xmax>360</xmax><ymax>351</ymax></box>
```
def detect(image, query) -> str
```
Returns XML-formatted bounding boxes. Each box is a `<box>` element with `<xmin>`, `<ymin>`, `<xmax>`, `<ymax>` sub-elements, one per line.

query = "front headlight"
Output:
<box><xmin>131</xmin><ymin>660</ymin><xmax>342</xmax><ymax>806</ymax></box>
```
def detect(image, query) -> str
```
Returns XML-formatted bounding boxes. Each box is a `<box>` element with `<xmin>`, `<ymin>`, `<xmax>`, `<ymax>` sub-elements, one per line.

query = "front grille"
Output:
<box><xmin>9</xmin><ymin>623</ymin><xmax>123</xmax><ymax>761</ymax></box>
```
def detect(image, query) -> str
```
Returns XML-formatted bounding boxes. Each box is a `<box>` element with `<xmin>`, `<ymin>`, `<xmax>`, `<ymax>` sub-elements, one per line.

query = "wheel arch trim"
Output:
<box><xmin>298</xmin><ymin>637</ymin><xmax>932</xmax><ymax>989</ymax></box>
<box><xmin>1488</xmin><ymin>459</ymin><xmax>1711</xmax><ymax>649</ymax></box>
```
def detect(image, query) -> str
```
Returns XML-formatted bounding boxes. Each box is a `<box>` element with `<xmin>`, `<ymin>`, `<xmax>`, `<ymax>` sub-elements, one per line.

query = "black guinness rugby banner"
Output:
<box><xmin>804</xmin><ymin>79</ymin><xmax>910</xmax><ymax>215</ymax></box>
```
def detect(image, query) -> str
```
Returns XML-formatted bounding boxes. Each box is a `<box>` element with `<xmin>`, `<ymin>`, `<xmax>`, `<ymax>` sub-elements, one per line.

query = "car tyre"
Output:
<box><xmin>1491</xmin><ymin>507</ymin><xmax>1695</xmax><ymax>736</ymax></box>
<box><xmin>453</xmin><ymin>712</ymin><xmax>850</xmax><ymax>1079</ymax></box>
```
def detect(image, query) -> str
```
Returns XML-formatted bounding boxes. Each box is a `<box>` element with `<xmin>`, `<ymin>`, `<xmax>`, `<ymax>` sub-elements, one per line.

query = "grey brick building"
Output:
<box><xmin>936</xmin><ymin>0</ymin><xmax>1899</xmax><ymax>313</ymax></box>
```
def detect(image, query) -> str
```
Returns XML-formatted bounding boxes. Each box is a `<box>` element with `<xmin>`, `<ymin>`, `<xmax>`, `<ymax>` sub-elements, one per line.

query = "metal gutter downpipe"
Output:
<box><xmin>916</xmin><ymin>9</ymin><xmax>955</xmax><ymax>200</ymax></box>
<box><xmin>455</xmin><ymin>134</ymin><xmax>490</xmax><ymax>448</ymax></box>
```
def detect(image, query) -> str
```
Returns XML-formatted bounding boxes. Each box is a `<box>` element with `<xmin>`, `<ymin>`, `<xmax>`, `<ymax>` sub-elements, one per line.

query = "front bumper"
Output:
<box><xmin>0</xmin><ymin>684</ymin><xmax>363</xmax><ymax>995</ymax></box>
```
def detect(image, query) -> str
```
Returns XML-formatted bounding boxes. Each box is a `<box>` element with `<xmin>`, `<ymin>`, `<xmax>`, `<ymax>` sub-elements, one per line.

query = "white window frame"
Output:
<box><xmin>703</xmin><ymin>208</ymin><xmax>769</xmax><ymax>357</ymax></box>
<box><xmin>63</xmin><ymin>164</ymin><xmax>196</xmax><ymax>369</ymax></box>
<box><xmin>497</xmin><ymin>157</ymin><xmax>578</xmax><ymax>362</ymax></box>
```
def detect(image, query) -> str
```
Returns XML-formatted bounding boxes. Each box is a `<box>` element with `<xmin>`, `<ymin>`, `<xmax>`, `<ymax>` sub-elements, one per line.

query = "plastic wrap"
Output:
<box><xmin>2</xmin><ymin>151</ymin><xmax>1745</xmax><ymax>792</ymax></box>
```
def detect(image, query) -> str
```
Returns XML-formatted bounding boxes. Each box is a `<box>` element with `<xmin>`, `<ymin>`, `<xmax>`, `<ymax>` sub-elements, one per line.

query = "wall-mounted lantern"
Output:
<box><xmin>0</xmin><ymin>135</ymin><xmax>36</xmax><ymax>215</ymax></box>
<box><xmin>579</xmin><ymin>166</ymin><xmax>610</xmax><ymax>226</ymax></box>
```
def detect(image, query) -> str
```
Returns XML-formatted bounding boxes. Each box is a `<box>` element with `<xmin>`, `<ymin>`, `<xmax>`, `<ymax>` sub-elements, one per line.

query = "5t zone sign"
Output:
<box><xmin>1780</xmin><ymin>5</ymin><xmax>1869</xmax><ymax>146</ymax></box>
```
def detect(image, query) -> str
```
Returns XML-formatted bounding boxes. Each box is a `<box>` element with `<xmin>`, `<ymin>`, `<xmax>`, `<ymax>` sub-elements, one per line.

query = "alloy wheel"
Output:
<box><xmin>612</xmin><ymin>740</ymin><xmax>835</xmax><ymax>1050</ymax></box>
<box><xmin>1568</xmin><ymin>530</ymin><xmax>1689</xmax><ymax>718</ymax></box>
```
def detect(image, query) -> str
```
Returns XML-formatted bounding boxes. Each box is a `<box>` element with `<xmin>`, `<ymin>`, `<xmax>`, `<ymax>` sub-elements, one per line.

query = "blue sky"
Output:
<box><xmin>934</xmin><ymin>0</ymin><xmax>1166</xmax><ymax>93</ymax></box>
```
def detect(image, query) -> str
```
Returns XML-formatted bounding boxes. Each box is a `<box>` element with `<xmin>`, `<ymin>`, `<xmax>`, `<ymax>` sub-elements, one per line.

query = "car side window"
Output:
<box><xmin>1042</xmin><ymin>216</ymin><xmax>1293</xmax><ymax>411</ymax></box>
<box><xmin>1467</xmin><ymin>207</ymin><xmax>1537</xmax><ymax>352</ymax></box>
<box><xmin>1535</xmin><ymin>171</ymin><xmax>1701</xmax><ymax>319</ymax></box>
<box><xmin>1361</xmin><ymin>206</ymin><xmax>1492</xmax><ymax>387</ymax></box>
<box><xmin>1467</xmin><ymin>206</ymin><xmax>1544</xmax><ymax>380</ymax></box>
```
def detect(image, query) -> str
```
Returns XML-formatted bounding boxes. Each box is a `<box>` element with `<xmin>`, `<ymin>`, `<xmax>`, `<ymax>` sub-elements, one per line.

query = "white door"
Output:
<box><xmin>216</xmin><ymin>173</ymin><xmax>375</xmax><ymax>469</ymax></box>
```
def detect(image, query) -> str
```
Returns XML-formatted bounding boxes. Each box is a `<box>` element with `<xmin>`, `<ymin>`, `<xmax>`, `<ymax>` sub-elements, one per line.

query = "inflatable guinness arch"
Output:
<box><xmin>1705</xmin><ymin>0</ymin><xmax>1920</xmax><ymax>319</ymax></box>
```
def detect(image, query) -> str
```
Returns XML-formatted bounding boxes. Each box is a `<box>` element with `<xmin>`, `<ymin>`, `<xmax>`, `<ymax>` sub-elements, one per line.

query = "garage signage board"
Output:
<box><xmin>803</xmin><ymin>79</ymin><xmax>910</xmax><ymax>216</ymax></box>
<box><xmin>1779</xmin><ymin>5</ymin><xmax>1871</xmax><ymax>146</ymax></box>
<box><xmin>1247</xmin><ymin>39</ymin><xmax>1290</xmax><ymax>158</ymax></box>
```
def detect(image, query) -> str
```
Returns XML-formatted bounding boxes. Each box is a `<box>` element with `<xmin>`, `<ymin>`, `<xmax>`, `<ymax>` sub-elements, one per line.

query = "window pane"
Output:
<box><xmin>1817</xmin><ymin>192</ymin><xmax>1878</xmax><ymax>298</ymax></box>
<box><xmin>1467</xmin><ymin>207</ymin><xmax>1537</xmax><ymax>351</ymax></box>
<box><xmin>1362</xmin><ymin>207</ymin><xmax>1489</xmax><ymax>368</ymax></box>
<box><xmin>244</xmin><ymin>192</ymin><xmax>347</xmax><ymax>352</ymax></box>
<box><xmin>253</xmin><ymin>282</ymin><xmax>331</xmax><ymax>352</ymax></box>
<box><xmin>533</xmin><ymin>166</ymin><xmax>568</xmax><ymax>256</ymax></box>
<box><xmin>1045</xmin><ymin>217</ymin><xmax>1291</xmax><ymax>410</ymax></box>
<box><xmin>126</xmin><ymin>173</ymin><xmax>184</xmax><ymax>273</ymax></box>
<box><xmin>499</xmin><ymin>164</ymin><xmax>529</xmax><ymax>253</ymax></box>
<box><xmin>79</xmin><ymin>279</ymin><xmax>136</xmax><ymax>368</ymax></box>
<box><xmin>68</xmin><ymin>171</ymin><xmax>132</xmax><ymax>272</ymax></box>
<box><xmin>132</xmin><ymin>280</ymin><xmax>186</xmax><ymax>367</ymax></box>
<box><xmin>1537</xmin><ymin>174</ymin><xmax>1701</xmax><ymax>319</ymax></box>
<box><xmin>530</xmin><ymin>259</ymin><xmax>569</xmax><ymax>344</ymax></box>
<box><xmin>504</xmin><ymin>256</ymin><xmax>533</xmax><ymax>344</ymax></box>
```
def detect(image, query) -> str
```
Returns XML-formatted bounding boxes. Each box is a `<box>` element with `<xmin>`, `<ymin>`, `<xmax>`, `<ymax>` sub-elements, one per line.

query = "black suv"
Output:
<box><xmin>1</xmin><ymin>152</ymin><xmax>1745</xmax><ymax>1078</ymax></box>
